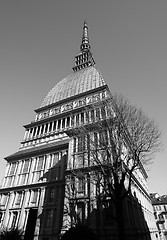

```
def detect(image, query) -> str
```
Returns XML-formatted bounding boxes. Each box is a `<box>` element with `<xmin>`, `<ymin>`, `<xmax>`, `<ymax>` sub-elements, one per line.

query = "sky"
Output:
<box><xmin>0</xmin><ymin>0</ymin><xmax>167</xmax><ymax>195</ymax></box>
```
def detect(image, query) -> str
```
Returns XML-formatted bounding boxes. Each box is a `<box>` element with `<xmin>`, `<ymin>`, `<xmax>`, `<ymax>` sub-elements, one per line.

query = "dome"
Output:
<box><xmin>40</xmin><ymin>66</ymin><xmax>106</xmax><ymax>108</ymax></box>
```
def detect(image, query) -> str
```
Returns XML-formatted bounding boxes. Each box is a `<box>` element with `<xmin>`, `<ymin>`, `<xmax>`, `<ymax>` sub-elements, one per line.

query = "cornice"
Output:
<box><xmin>4</xmin><ymin>140</ymin><xmax>69</xmax><ymax>161</ymax></box>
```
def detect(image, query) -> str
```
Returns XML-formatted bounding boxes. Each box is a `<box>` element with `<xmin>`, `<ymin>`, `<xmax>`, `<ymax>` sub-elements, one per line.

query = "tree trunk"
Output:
<box><xmin>115</xmin><ymin>197</ymin><xmax>125</xmax><ymax>240</ymax></box>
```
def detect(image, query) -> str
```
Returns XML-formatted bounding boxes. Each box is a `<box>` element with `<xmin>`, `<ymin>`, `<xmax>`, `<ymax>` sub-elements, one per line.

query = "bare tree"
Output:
<box><xmin>63</xmin><ymin>93</ymin><xmax>161</xmax><ymax>240</ymax></box>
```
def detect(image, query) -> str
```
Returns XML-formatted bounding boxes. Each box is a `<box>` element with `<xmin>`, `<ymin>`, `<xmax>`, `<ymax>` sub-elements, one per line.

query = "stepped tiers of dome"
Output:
<box><xmin>40</xmin><ymin>66</ymin><xmax>106</xmax><ymax>109</ymax></box>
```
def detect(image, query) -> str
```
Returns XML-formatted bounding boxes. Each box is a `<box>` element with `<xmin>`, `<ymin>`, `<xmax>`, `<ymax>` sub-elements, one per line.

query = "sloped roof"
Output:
<box><xmin>40</xmin><ymin>66</ymin><xmax>106</xmax><ymax>108</ymax></box>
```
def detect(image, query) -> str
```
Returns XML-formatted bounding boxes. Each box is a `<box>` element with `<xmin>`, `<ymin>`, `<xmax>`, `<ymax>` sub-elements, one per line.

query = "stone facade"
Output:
<box><xmin>151</xmin><ymin>193</ymin><xmax>167</xmax><ymax>240</ymax></box>
<box><xmin>0</xmin><ymin>22</ymin><xmax>158</xmax><ymax>240</ymax></box>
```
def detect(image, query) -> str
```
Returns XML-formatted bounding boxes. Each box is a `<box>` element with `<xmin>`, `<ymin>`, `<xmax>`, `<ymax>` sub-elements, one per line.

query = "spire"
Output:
<box><xmin>80</xmin><ymin>21</ymin><xmax>91</xmax><ymax>51</ymax></box>
<box><xmin>73</xmin><ymin>22</ymin><xmax>95</xmax><ymax>72</ymax></box>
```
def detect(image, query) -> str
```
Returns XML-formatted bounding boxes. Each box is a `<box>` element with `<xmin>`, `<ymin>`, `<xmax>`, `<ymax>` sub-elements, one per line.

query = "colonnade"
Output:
<box><xmin>23</xmin><ymin>106</ymin><xmax>108</xmax><ymax>142</ymax></box>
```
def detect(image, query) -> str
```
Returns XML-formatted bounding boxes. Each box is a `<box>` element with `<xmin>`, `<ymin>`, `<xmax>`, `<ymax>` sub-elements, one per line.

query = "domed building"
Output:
<box><xmin>0</xmin><ymin>22</ymin><xmax>158</xmax><ymax>240</ymax></box>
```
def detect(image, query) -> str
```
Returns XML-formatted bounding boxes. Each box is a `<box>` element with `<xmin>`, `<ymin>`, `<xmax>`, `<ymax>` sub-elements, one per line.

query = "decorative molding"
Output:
<box><xmin>35</xmin><ymin>90</ymin><xmax>108</xmax><ymax>122</ymax></box>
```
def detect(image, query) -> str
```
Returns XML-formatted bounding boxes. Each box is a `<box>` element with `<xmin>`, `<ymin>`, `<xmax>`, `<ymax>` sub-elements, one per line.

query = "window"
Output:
<box><xmin>99</xmin><ymin>130</ymin><xmax>108</xmax><ymax>147</ymax></box>
<box><xmin>76</xmin><ymin>202</ymin><xmax>85</xmax><ymax>224</ymax></box>
<box><xmin>46</xmin><ymin>209</ymin><xmax>54</xmax><ymax>228</ymax></box>
<box><xmin>31</xmin><ymin>190</ymin><xmax>38</xmax><ymax>203</ymax></box>
<box><xmin>35</xmin><ymin>172</ymin><xmax>41</xmax><ymax>182</ymax></box>
<box><xmin>76</xmin><ymin>154</ymin><xmax>85</xmax><ymax>168</ymax></box>
<box><xmin>85</xmin><ymin>111</ymin><xmax>89</xmax><ymax>123</ymax></box>
<box><xmin>94</xmin><ymin>132</ymin><xmax>98</xmax><ymax>147</ymax></box>
<box><xmin>52</xmin><ymin>153</ymin><xmax>59</xmax><ymax>166</ymax></box>
<box><xmin>96</xmin><ymin>108</ymin><xmax>100</xmax><ymax>120</ymax></box>
<box><xmin>9</xmin><ymin>163</ymin><xmax>16</xmax><ymax>175</ymax></box>
<box><xmin>101</xmin><ymin>106</ymin><xmax>106</xmax><ymax>119</ymax></box>
<box><xmin>71</xmin><ymin>116</ymin><xmax>74</xmax><ymax>127</ymax></box>
<box><xmin>66</xmin><ymin>117</ymin><xmax>70</xmax><ymax>128</ymax></box>
<box><xmin>57</xmin><ymin>119</ymin><xmax>61</xmax><ymax>130</ymax></box>
<box><xmin>50</xmin><ymin>155</ymin><xmax>61</xmax><ymax>181</ymax></box>
<box><xmin>154</xmin><ymin>212</ymin><xmax>157</xmax><ymax>219</ymax></box>
<box><xmin>22</xmin><ymin>160</ymin><xmax>29</xmax><ymax>173</ymax></box>
<box><xmin>48</xmin><ymin>188</ymin><xmax>55</xmax><ymax>203</ymax></box>
<box><xmin>55</xmin><ymin>164</ymin><xmax>60</xmax><ymax>180</ymax></box>
<box><xmin>101</xmin><ymin>91</ymin><xmax>106</xmax><ymax>99</ymax></box>
<box><xmin>73</xmin><ymin>138</ymin><xmax>76</xmax><ymax>153</ymax></box>
<box><xmin>90</xmin><ymin>110</ymin><xmax>95</xmax><ymax>122</ymax></box>
<box><xmin>86</xmin><ymin>134</ymin><xmax>90</xmax><ymax>150</ymax></box>
<box><xmin>20</xmin><ymin>174</ymin><xmax>26</xmax><ymax>185</ymax></box>
<box><xmin>78</xmin><ymin>136</ymin><xmax>85</xmax><ymax>152</ymax></box>
<box><xmin>1</xmin><ymin>194</ymin><xmax>8</xmax><ymax>206</ymax></box>
<box><xmin>11</xmin><ymin>212</ymin><xmax>18</xmax><ymax>228</ymax></box>
<box><xmin>78</xmin><ymin>177</ymin><xmax>85</xmax><ymax>194</ymax></box>
<box><xmin>62</xmin><ymin>118</ymin><xmax>65</xmax><ymax>129</ymax></box>
<box><xmin>106</xmin><ymin>105</ymin><xmax>111</xmax><ymax>117</ymax></box>
<box><xmin>37</xmin><ymin>156</ymin><xmax>44</xmax><ymax>170</ymax></box>
<box><xmin>15</xmin><ymin>192</ymin><xmax>22</xmax><ymax>205</ymax></box>
<box><xmin>7</xmin><ymin>176</ymin><xmax>12</xmax><ymax>186</ymax></box>
<box><xmin>81</xmin><ymin>113</ymin><xmax>84</xmax><ymax>124</ymax></box>
<box><xmin>76</xmin><ymin>114</ymin><xmax>79</xmax><ymax>126</ymax></box>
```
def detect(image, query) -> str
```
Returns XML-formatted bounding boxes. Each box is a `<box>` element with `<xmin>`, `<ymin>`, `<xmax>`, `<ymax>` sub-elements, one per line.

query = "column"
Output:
<box><xmin>99</xmin><ymin>108</ymin><xmax>102</xmax><ymax>120</ymax></box>
<box><xmin>79</xmin><ymin>113</ymin><xmax>81</xmax><ymax>125</ymax></box>
<box><xmin>74</xmin><ymin>115</ymin><xmax>76</xmax><ymax>127</ymax></box>
<box><xmin>31</xmin><ymin>128</ymin><xmax>35</xmax><ymax>139</ymax></box>
<box><xmin>34</xmin><ymin>126</ymin><xmax>38</xmax><ymax>137</ymax></box>
<box><xmin>60</xmin><ymin>119</ymin><xmax>63</xmax><ymax>130</ymax></box>
<box><xmin>35</xmin><ymin>114</ymin><xmax>39</xmax><ymax>121</ymax></box>
<box><xmin>70</xmin><ymin>116</ymin><xmax>72</xmax><ymax>128</ymax></box>
<box><xmin>26</xmin><ymin>129</ymin><xmax>29</xmax><ymax>139</ymax></box>
<box><xmin>51</xmin><ymin>121</ymin><xmax>54</xmax><ymax>132</ymax></box>
<box><xmin>47</xmin><ymin>123</ymin><xmax>50</xmax><ymax>133</ymax></box>
<box><xmin>39</xmin><ymin>125</ymin><xmax>42</xmax><ymax>136</ymax></box>
<box><xmin>65</xmin><ymin>118</ymin><xmax>67</xmax><ymax>129</ymax></box>
<box><xmin>84</xmin><ymin>112</ymin><xmax>86</xmax><ymax>124</ymax></box>
<box><xmin>23</xmin><ymin>130</ymin><xmax>28</xmax><ymax>140</ymax></box>
<box><xmin>43</xmin><ymin>124</ymin><xmax>46</xmax><ymax>134</ymax></box>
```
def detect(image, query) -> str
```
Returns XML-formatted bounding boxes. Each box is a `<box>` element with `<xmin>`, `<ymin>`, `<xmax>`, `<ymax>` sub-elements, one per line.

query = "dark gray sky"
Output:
<box><xmin>0</xmin><ymin>0</ymin><xmax>167</xmax><ymax>194</ymax></box>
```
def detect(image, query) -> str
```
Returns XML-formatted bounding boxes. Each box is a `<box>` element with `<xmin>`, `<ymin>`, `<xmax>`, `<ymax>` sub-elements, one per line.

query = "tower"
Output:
<box><xmin>0</xmin><ymin>22</ymin><xmax>158</xmax><ymax>240</ymax></box>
